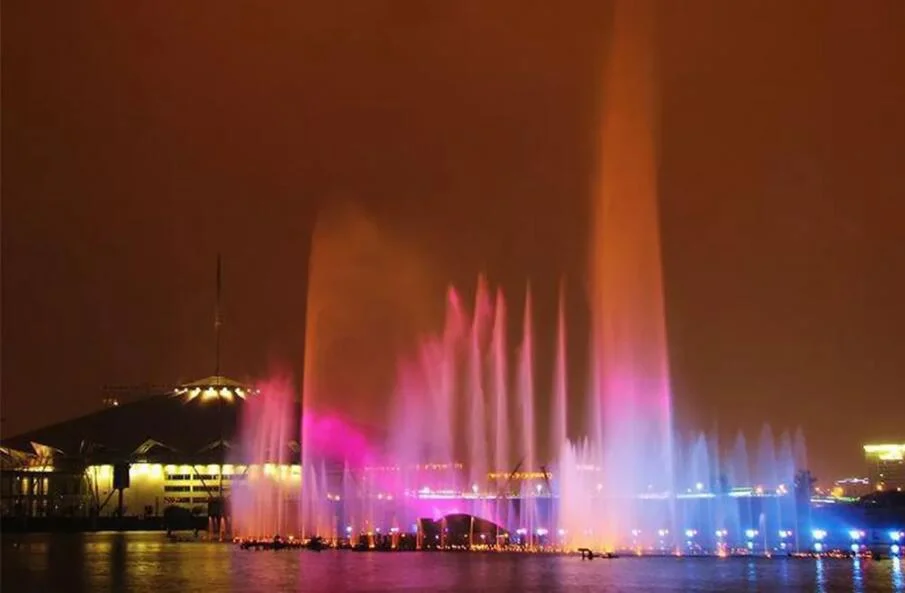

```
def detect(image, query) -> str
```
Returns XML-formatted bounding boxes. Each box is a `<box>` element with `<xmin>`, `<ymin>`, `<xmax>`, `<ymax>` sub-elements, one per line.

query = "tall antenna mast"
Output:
<box><xmin>215</xmin><ymin>253</ymin><xmax>223</xmax><ymax>379</ymax></box>
<box><xmin>215</xmin><ymin>254</ymin><xmax>225</xmax><ymax>515</ymax></box>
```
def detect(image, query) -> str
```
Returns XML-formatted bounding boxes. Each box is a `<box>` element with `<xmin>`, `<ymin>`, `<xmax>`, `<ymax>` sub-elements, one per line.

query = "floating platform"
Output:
<box><xmin>238</xmin><ymin>539</ymin><xmax>305</xmax><ymax>551</ymax></box>
<box><xmin>578</xmin><ymin>548</ymin><xmax>618</xmax><ymax>559</ymax></box>
<box><xmin>237</xmin><ymin>537</ymin><xmax>329</xmax><ymax>551</ymax></box>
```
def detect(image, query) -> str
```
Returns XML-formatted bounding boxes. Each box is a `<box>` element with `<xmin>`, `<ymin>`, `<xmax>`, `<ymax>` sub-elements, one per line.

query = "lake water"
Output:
<box><xmin>2</xmin><ymin>532</ymin><xmax>903</xmax><ymax>592</ymax></box>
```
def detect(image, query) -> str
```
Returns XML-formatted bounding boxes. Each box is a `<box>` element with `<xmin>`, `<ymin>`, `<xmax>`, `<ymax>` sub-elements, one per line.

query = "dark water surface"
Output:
<box><xmin>2</xmin><ymin>532</ymin><xmax>903</xmax><ymax>592</ymax></box>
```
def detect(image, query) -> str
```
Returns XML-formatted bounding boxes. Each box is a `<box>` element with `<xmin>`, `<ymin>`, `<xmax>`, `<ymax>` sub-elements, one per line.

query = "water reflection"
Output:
<box><xmin>2</xmin><ymin>533</ymin><xmax>902</xmax><ymax>593</ymax></box>
<box><xmin>851</xmin><ymin>557</ymin><xmax>864</xmax><ymax>593</ymax></box>
<box><xmin>893</xmin><ymin>557</ymin><xmax>903</xmax><ymax>593</ymax></box>
<box><xmin>778</xmin><ymin>556</ymin><xmax>789</xmax><ymax>588</ymax></box>
<box><xmin>111</xmin><ymin>534</ymin><xmax>127</xmax><ymax>593</ymax></box>
<box><xmin>745</xmin><ymin>559</ymin><xmax>758</xmax><ymax>592</ymax></box>
<box><xmin>815</xmin><ymin>558</ymin><xmax>826</xmax><ymax>593</ymax></box>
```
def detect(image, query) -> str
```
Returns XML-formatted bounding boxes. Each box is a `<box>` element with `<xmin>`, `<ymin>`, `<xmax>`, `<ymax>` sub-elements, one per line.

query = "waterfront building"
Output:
<box><xmin>0</xmin><ymin>376</ymin><xmax>302</xmax><ymax>522</ymax></box>
<box><xmin>865</xmin><ymin>444</ymin><xmax>905</xmax><ymax>492</ymax></box>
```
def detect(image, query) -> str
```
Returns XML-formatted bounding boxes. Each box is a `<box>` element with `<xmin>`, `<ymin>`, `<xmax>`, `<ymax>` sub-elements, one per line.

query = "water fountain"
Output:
<box><xmin>231</xmin><ymin>0</ymin><xmax>822</xmax><ymax>553</ymax></box>
<box><xmin>229</xmin><ymin>375</ymin><xmax>299</xmax><ymax>539</ymax></box>
<box><xmin>264</xmin><ymin>274</ymin><xmax>811</xmax><ymax>552</ymax></box>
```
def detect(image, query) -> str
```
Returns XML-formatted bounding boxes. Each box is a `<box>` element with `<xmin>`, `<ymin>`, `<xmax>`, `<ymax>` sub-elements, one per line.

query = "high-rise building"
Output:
<box><xmin>864</xmin><ymin>443</ymin><xmax>905</xmax><ymax>491</ymax></box>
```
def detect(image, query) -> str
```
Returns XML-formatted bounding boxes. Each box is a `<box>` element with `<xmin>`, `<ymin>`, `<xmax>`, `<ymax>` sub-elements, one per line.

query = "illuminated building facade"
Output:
<box><xmin>0</xmin><ymin>376</ymin><xmax>303</xmax><ymax>522</ymax></box>
<box><xmin>865</xmin><ymin>444</ymin><xmax>905</xmax><ymax>492</ymax></box>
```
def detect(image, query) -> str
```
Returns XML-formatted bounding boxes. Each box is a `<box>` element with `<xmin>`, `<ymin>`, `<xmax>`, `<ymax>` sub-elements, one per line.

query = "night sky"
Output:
<box><xmin>3</xmin><ymin>1</ymin><xmax>904</xmax><ymax>482</ymax></box>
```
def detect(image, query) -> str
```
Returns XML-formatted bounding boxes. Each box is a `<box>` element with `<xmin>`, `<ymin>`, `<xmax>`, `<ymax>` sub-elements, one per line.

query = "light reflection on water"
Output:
<box><xmin>853</xmin><ymin>557</ymin><xmax>865</xmax><ymax>593</ymax></box>
<box><xmin>816</xmin><ymin>557</ymin><xmax>827</xmax><ymax>593</ymax></box>
<box><xmin>2</xmin><ymin>533</ymin><xmax>904</xmax><ymax>593</ymax></box>
<box><xmin>893</xmin><ymin>557</ymin><xmax>904</xmax><ymax>592</ymax></box>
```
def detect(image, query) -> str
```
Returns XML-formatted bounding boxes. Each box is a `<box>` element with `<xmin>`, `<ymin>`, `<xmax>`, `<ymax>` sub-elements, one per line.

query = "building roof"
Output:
<box><xmin>180</xmin><ymin>376</ymin><xmax>249</xmax><ymax>390</ymax></box>
<box><xmin>0</xmin><ymin>377</ymin><xmax>301</xmax><ymax>467</ymax></box>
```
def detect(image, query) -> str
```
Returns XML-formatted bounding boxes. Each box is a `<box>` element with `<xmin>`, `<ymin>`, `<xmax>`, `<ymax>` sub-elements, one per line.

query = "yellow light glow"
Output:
<box><xmin>25</xmin><ymin>465</ymin><xmax>54</xmax><ymax>472</ymax></box>
<box><xmin>165</xmin><ymin>465</ymin><xmax>177</xmax><ymax>473</ymax></box>
<box><xmin>207</xmin><ymin>464</ymin><xmax>219</xmax><ymax>475</ymax></box>
<box><xmin>864</xmin><ymin>444</ymin><xmax>905</xmax><ymax>461</ymax></box>
<box><xmin>222</xmin><ymin>464</ymin><xmax>234</xmax><ymax>475</ymax></box>
<box><xmin>179</xmin><ymin>465</ymin><xmax>192</xmax><ymax>475</ymax></box>
<box><xmin>487</xmin><ymin>471</ymin><xmax>552</xmax><ymax>480</ymax></box>
<box><xmin>91</xmin><ymin>465</ymin><xmax>113</xmax><ymax>480</ymax></box>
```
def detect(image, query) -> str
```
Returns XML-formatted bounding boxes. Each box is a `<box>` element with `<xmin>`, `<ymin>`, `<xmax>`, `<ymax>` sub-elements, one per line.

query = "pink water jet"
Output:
<box><xmin>230</xmin><ymin>375</ymin><xmax>297</xmax><ymax>538</ymax></box>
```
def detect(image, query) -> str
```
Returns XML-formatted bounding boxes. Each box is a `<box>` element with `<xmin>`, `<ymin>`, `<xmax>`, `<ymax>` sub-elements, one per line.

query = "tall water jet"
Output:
<box><xmin>301</xmin><ymin>204</ymin><xmax>438</xmax><ymax>536</ymax></box>
<box><xmin>302</xmin><ymin>204</ymin><xmax>438</xmax><ymax>431</ymax></box>
<box><xmin>551</xmin><ymin>280</ymin><xmax>568</xmax><ymax>454</ymax></box>
<box><xmin>491</xmin><ymin>289</ymin><xmax>509</xmax><ymax>482</ymax></box>
<box><xmin>756</xmin><ymin>424</ymin><xmax>778</xmax><ymax>489</ymax></box>
<box><xmin>517</xmin><ymin>284</ymin><xmax>537</xmax><ymax>540</ymax></box>
<box><xmin>443</xmin><ymin>287</ymin><xmax>466</xmax><ymax>492</ymax></box>
<box><xmin>793</xmin><ymin>427</ymin><xmax>808</xmax><ymax>472</ymax></box>
<box><xmin>468</xmin><ymin>277</ymin><xmax>492</xmax><ymax>491</ymax></box>
<box><xmin>574</xmin><ymin>0</ymin><xmax>674</xmax><ymax>549</ymax></box>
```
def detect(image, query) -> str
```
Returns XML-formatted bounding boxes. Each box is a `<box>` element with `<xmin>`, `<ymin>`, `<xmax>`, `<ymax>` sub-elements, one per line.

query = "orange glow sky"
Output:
<box><xmin>3</xmin><ymin>1</ymin><xmax>904</xmax><ymax>480</ymax></box>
